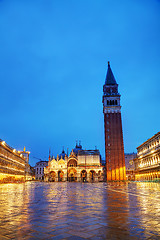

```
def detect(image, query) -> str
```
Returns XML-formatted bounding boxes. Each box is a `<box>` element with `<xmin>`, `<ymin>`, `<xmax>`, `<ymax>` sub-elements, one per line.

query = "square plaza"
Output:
<box><xmin>0</xmin><ymin>182</ymin><xmax>160</xmax><ymax>240</ymax></box>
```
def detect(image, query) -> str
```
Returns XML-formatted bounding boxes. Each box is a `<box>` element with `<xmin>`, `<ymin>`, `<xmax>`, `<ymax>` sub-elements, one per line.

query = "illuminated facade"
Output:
<box><xmin>44</xmin><ymin>143</ymin><xmax>104</xmax><ymax>182</ymax></box>
<box><xmin>35</xmin><ymin>161</ymin><xmax>48</xmax><ymax>180</ymax></box>
<box><xmin>0</xmin><ymin>139</ymin><xmax>31</xmax><ymax>183</ymax></box>
<box><xmin>134</xmin><ymin>132</ymin><xmax>160</xmax><ymax>181</ymax></box>
<box><xmin>103</xmin><ymin>62</ymin><xmax>126</xmax><ymax>181</ymax></box>
<box><xmin>125</xmin><ymin>153</ymin><xmax>137</xmax><ymax>181</ymax></box>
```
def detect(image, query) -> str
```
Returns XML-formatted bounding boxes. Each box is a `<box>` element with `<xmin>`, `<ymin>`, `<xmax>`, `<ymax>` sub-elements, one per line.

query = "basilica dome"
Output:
<box><xmin>73</xmin><ymin>142</ymin><xmax>83</xmax><ymax>155</ymax></box>
<box><xmin>58</xmin><ymin>149</ymin><xmax>66</xmax><ymax>159</ymax></box>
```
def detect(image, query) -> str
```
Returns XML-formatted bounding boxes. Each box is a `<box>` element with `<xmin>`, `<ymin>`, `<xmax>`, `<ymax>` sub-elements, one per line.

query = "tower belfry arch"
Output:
<box><xmin>103</xmin><ymin>62</ymin><xmax>126</xmax><ymax>181</ymax></box>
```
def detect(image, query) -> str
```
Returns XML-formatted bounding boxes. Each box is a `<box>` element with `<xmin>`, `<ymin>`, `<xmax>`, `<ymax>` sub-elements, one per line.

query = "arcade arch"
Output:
<box><xmin>58</xmin><ymin>170</ymin><xmax>64</xmax><ymax>182</ymax></box>
<box><xmin>89</xmin><ymin>170</ymin><xmax>96</xmax><ymax>182</ymax></box>
<box><xmin>48</xmin><ymin>171</ymin><xmax>56</xmax><ymax>182</ymax></box>
<box><xmin>68</xmin><ymin>159</ymin><xmax>77</xmax><ymax>167</ymax></box>
<box><xmin>81</xmin><ymin>170</ymin><xmax>87</xmax><ymax>182</ymax></box>
<box><xmin>68</xmin><ymin>168</ymin><xmax>77</xmax><ymax>182</ymax></box>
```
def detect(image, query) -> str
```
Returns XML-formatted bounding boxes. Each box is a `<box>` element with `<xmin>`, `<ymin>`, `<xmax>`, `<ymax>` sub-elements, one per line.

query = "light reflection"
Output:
<box><xmin>0</xmin><ymin>182</ymin><xmax>160</xmax><ymax>238</ymax></box>
<box><xmin>135</xmin><ymin>182</ymin><xmax>160</xmax><ymax>234</ymax></box>
<box><xmin>0</xmin><ymin>182</ymin><xmax>33</xmax><ymax>237</ymax></box>
<box><xmin>44</xmin><ymin>182</ymin><xmax>104</xmax><ymax>222</ymax></box>
<box><xmin>103</xmin><ymin>182</ymin><xmax>130</xmax><ymax>238</ymax></box>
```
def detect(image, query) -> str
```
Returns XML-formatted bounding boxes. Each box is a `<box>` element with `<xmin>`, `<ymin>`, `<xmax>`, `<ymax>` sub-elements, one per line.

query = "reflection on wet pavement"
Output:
<box><xmin>0</xmin><ymin>182</ymin><xmax>160</xmax><ymax>239</ymax></box>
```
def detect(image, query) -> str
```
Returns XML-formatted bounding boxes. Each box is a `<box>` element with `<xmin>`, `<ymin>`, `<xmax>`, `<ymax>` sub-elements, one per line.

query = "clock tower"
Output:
<box><xmin>103</xmin><ymin>62</ymin><xmax>126</xmax><ymax>181</ymax></box>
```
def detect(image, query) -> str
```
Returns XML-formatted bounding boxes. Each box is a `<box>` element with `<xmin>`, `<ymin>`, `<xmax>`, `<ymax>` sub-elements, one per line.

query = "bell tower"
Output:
<box><xmin>103</xmin><ymin>62</ymin><xmax>126</xmax><ymax>181</ymax></box>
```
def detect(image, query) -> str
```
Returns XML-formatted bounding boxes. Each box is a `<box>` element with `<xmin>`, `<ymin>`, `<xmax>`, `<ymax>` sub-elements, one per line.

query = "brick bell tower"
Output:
<box><xmin>103</xmin><ymin>62</ymin><xmax>126</xmax><ymax>181</ymax></box>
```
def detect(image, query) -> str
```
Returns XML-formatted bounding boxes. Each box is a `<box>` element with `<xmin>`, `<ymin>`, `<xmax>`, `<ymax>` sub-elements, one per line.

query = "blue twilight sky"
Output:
<box><xmin>0</xmin><ymin>0</ymin><xmax>160</xmax><ymax>166</ymax></box>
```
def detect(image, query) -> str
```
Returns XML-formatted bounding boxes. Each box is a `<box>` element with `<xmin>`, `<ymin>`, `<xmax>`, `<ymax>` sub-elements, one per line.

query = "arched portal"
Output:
<box><xmin>58</xmin><ymin>170</ymin><xmax>64</xmax><ymax>182</ymax></box>
<box><xmin>49</xmin><ymin>171</ymin><xmax>56</xmax><ymax>182</ymax></box>
<box><xmin>89</xmin><ymin>170</ymin><xmax>96</xmax><ymax>182</ymax></box>
<box><xmin>81</xmin><ymin>170</ymin><xmax>87</xmax><ymax>182</ymax></box>
<box><xmin>128</xmin><ymin>175</ymin><xmax>131</xmax><ymax>181</ymax></box>
<box><xmin>68</xmin><ymin>159</ymin><xmax>77</xmax><ymax>167</ymax></box>
<box><xmin>68</xmin><ymin>168</ymin><xmax>77</xmax><ymax>182</ymax></box>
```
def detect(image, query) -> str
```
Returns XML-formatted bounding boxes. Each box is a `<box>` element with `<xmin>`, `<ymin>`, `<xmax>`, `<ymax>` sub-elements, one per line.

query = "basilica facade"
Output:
<box><xmin>44</xmin><ymin>143</ymin><xmax>104</xmax><ymax>182</ymax></box>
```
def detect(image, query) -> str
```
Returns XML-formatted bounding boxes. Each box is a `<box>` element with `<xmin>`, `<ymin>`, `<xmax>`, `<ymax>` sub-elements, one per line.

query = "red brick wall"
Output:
<box><xmin>104</xmin><ymin>112</ymin><xmax>126</xmax><ymax>181</ymax></box>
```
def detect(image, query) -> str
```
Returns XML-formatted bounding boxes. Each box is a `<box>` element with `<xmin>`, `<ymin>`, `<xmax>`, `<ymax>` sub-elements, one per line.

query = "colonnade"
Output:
<box><xmin>44</xmin><ymin>168</ymin><xmax>103</xmax><ymax>182</ymax></box>
<box><xmin>135</xmin><ymin>171</ymin><xmax>160</xmax><ymax>181</ymax></box>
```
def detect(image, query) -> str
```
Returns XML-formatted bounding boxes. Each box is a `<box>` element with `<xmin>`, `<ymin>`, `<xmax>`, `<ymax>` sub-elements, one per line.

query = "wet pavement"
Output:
<box><xmin>0</xmin><ymin>182</ymin><xmax>160</xmax><ymax>240</ymax></box>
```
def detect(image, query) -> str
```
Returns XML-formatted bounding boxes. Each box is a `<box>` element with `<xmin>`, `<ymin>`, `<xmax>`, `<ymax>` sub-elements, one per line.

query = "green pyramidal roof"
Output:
<box><xmin>105</xmin><ymin>62</ymin><xmax>117</xmax><ymax>85</ymax></box>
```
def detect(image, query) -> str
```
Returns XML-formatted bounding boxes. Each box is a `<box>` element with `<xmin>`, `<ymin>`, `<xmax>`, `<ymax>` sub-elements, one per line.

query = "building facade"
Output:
<box><xmin>0</xmin><ymin>139</ymin><xmax>31</xmax><ymax>183</ymax></box>
<box><xmin>35</xmin><ymin>161</ymin><xmax>48</xmax><ymax>180</ymax></box>
<box><xmin>134</xmin><ymin>132</ymin><xmax>160</xmax><ymax>181</ymax></box>
<box><xmin>102</xmin><ymin>62</ymin><xmax>126</xmax><ymax>181</ymax></box>
<box><xmin>125</xmin><ymin>153</ymin><xmax>137</xmax><ymax>181</ymax></box>
<box><xmin>20</xmin><ymin>148</ymin><xmax>34</xmax><ymax>181</ymax></box>
<box><xmin>44</xmin><ymin>143</ymin><xmax>104</xmax><ymax>182</ymax></box>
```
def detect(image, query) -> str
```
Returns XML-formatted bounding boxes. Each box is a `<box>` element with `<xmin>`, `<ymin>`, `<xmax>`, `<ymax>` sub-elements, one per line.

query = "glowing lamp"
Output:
<box><xmin>1</xmin><ymin>141</ymin><xmax>5</xmax><ymax>145</ymax></box>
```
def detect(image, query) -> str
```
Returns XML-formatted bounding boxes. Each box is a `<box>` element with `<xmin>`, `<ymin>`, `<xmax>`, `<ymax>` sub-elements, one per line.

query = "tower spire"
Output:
<box><xmin>49</xmin><ymin>149</ymin><xmax>51</xmax><ymax>162</ymax></box>
<box><xmin>105</xmin><ymin>61</ymin><xmax>117</xmax><ymax>85</ymax></box>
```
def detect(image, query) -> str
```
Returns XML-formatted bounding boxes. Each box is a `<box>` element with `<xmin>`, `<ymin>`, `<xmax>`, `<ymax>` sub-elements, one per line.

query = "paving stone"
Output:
<box><xmin>0</xmin><ymin>182</ymin><xmax>160</xmax><ymax>239</ymax></box>
<box><xmin>64</xmin><ymin>236</ymin><xmax>87</xmax><ymax>240</ymax></box>
<box><xmin>0</xmin><ymin>235</ymin><xmax>10</xmax><ymax>240</ymax></box>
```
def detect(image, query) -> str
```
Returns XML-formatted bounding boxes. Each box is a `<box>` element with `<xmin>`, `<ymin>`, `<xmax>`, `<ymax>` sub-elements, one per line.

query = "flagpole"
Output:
<box><xmin>67</xmin><ymin>148</ymin><xmax>68</xmax><ymax>181</ymax></box>
<box><xmin>85</xmin><ymin>148</ymin><xmax>86</xmax><ymax>182</ymax></box>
